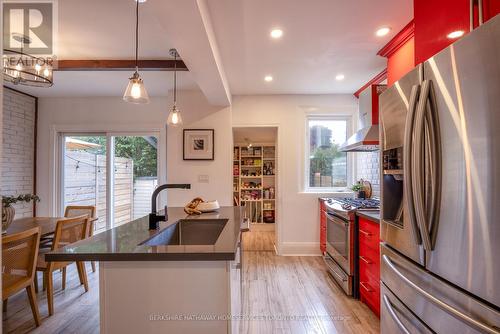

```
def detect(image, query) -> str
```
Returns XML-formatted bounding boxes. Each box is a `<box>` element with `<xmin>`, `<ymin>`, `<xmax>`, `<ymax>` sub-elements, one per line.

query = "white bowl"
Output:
<box><xmin>196</xmin><ymin>200</ymin><xmax>220</xmax><ymax>212</ymax></box>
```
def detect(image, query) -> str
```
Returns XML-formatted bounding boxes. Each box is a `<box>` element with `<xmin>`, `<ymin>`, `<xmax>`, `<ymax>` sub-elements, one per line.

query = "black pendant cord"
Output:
<box><xmin>135</xmin><ymin>0</ymin><xmax>139</xmax><ymax>72</ymax></box>
<box><xmin>173</xmin><ymin>52</ymin><xmax>177</xmax><ymax>105</ymax></box>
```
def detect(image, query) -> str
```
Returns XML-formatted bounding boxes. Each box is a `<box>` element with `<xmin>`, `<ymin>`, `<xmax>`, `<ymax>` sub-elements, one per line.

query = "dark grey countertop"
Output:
<box><xmin>46</xmin><ymin>206</ymin><xmax>244</xmax><ymax>262</ymax></box>
<box><xmin>356</xmin><ymin>210</ymin><xmax>380</xmax><ymax>223</ymax></box>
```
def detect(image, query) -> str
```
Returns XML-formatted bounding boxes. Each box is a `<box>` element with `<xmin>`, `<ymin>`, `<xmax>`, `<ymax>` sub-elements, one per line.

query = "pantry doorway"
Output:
<box><xmin>232</xmin><ymin>126</ymin><xmax>279</xmax><ymax>252</ymax></box>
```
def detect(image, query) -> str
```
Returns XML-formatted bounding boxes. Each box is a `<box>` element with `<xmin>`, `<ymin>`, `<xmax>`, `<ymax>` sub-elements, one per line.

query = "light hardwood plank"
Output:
<box><xmin>3</xmin><ymin>250</ymin><xmax>379</xmax><ymax>334</ymax></box>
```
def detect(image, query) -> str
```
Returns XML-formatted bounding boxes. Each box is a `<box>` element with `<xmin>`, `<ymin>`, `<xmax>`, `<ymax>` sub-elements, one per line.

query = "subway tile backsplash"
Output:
<box><xmin>356</xmin><ymin>152</ymin><xmax>380</xmax><ymax>198</ymax></box>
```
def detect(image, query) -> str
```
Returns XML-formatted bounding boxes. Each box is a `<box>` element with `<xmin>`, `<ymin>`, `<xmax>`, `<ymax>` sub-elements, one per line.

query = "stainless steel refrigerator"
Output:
<box><xmin>379</xmin><ymin>15</ymin><xmax>500</xmax><ymax>333</ymax></box>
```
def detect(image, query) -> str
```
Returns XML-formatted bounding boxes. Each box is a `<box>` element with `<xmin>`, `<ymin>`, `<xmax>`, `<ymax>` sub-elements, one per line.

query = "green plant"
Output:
<box><xmin>2</xmin><ymin>194</ymin><xmax>40</xmax><ymax>208</ymax></box>
<box><xmin>351</xmin><ymin>184</ymin><xmax>364</xmax><ymax>192</ymax></box>
<box><xmin>75</xmin><ymin>136</ymin><xmax>157</xmax><ymax>177</ymax></box>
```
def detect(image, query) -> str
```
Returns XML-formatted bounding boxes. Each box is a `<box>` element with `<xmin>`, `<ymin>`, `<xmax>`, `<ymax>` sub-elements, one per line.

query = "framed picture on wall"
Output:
<box><xmin>183</xmin><ymin>129</ymin><xmax>215</xmax><ymax>160</ymax></box>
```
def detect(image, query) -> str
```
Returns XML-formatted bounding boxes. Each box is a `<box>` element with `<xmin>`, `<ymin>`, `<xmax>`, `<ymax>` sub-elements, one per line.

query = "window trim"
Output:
<box><xmin>304</xmin><ymin>114</ymin><xmax>354</xmax><ymax>193</ymax></box>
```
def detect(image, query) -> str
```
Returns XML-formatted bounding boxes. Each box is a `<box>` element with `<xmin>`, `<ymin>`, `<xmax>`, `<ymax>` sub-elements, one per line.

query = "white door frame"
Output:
<box><xmin>231</xmin><ymin>124</ymin><xmax>283</xmax><ymax>255</ymax></box>
<box><xmin>50</xmin><ymin>124</ymin><xmax>166</xmax><ymax>229</ymax></box>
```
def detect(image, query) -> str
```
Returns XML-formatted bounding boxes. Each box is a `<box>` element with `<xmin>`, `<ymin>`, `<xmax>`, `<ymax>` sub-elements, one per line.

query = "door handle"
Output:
<box><xmin>382</xmin><ymin>294</ymin><xmax>412</xmax><ymax>334</ymax></box>
<box><xmin>383</xmin><ymin>254</ymin><xmax>500</xmax><ymax>334</ymax></box>
<box><xmin>360</xmin><ymin>281</ymin><xmax>373</xmax><ymax>292</ymax></box>
<box><xmin>413</xmin><ymin>80</ymin><xmax>433</xmax><ymax>251</ymax></box>
<box><xmin>403</xmin><ymin>84</ymin><xmax>422</xmax><ymax>245</ymax></box>
<box><xmin>359</xmin><ymin>256</ymin><xmax>373</xmax><ymax>264</ymax></box>
<box><xmin>359</xmin><ymin>229</ymin><xmax>372</xmax><ymax>237</ymax></box>
<box><xmin>413</xmin><ymin>80</ymin><xmax>441</xmax><ymax>251</ymax></box>
<box><xmin>325</xmin><ymin>257</ymin><xmax>348</xmax><ymax>282</ymax></box>
<box><xmin>424</xmin><ymin>80</ymin><xmax>442</xmax><ymax>249</ymax></box>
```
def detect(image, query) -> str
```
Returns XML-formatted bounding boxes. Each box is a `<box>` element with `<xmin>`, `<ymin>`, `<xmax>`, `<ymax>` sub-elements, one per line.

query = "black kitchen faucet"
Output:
<box><xmin>149</xmin><ymin>184</ymin><xmax>191</xmax><ymax>230</ymax></box>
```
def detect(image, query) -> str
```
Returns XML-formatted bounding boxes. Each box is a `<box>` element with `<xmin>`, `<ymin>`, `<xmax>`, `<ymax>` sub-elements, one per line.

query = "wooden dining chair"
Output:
<box><xmin>36</xmin><ymin>215</ymin><xmax>89</xmax><ymax>316</ymax></box>
<box><xmin>64</xmin><ymin>205</ymin><xmax>97</xmax><ymax>273</ymax></box>
<box><xmin>2</xmin><ymin>227</ymin><xmax>42</xmax><ymax>327</ymax></box>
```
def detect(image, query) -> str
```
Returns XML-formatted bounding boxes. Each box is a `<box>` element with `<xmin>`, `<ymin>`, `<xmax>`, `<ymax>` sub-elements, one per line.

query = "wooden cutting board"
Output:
<box><xmin>362</xmin><ymin>180</ymin><xmax>372</xmax><ymax>198</ymax></box>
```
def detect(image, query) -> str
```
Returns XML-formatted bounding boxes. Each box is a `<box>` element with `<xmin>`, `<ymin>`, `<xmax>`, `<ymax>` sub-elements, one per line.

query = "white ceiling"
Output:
<box><xmin>55</xmin><ymin>0</ymin><xmax>175</xmax><ymax>59</ymax></box>
<box><xmin>6</xmin><ymin>0</ymin><xmax>413</xmax><ymax>100</ymax></box>
<box><xmin>233</xmin><ymin>127</ymin><xmax>277</xmax><ymax>143</ymax></box>
<box><xmin>207</xmin><ymin>0</ymin><xmax>413</xmax><ymax>94</ymax></box>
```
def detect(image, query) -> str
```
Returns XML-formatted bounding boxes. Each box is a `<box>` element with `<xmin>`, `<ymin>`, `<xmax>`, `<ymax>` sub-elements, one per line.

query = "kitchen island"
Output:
<box><xmin>46</xmin><ymin>206</ymin><xmax>244</xmax><ymax>334</ymax></box>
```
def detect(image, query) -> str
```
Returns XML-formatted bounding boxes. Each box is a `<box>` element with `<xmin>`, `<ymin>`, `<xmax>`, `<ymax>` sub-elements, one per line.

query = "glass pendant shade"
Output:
<box><xmin>123</xmin><ymin>71</ymin><xmax>149</xmax><ymax>104</ymax></box>
<box><xmin>167</xmin><ymin>105</ymin><xmax>183</xmax><ymax>126</ymax></box>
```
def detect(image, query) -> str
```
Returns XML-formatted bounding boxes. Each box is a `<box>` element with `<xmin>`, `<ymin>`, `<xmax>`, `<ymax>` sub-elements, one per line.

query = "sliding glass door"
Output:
<box><xmin>112</xmin><ymin>135</ymin><xmax>158</xmax><ymax>227</ymax></box>
<box><xmin>63</xmin><ymin>135</ymin><xmax>107</xmax><ymax>232</ymax></box>
<box><xmin>61</xmin><ymin>133</ymin><xmax>158</xmax><ymax>232</ymax></box>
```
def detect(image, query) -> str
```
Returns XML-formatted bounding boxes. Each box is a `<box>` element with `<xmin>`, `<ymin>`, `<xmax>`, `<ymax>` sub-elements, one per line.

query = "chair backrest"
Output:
<box><xmin>64</xmin><ymin>205</ymin><xmax>96</xmax><ymax>219</ymax></box>
<box><xmin>64</xmin><ymin>205</ymin><xmax>96</xmax><ymax>236</ymax></box>
<box><xmin>52</xmin><ymin>215</ymin><xmax>89</xmax><ymax>251</ymax></box>
<box><xmin>2</xmin><ymin>227</ymin><xmax>40</xmax><ymax>297</ymax></box>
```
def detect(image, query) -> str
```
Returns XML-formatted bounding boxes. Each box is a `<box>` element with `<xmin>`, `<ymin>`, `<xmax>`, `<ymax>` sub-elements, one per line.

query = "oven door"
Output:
<box><xmin>326</xmin><ymin>212</ymin><xmax>352</xmax><ymax>275</ymax></box>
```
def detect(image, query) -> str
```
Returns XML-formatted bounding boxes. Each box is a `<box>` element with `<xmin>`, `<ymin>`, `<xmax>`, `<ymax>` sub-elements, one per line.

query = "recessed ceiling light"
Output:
<box><xmin>270</xmin><ymin>29</ymin><xmax>283</xmax><ymax>39</ymax></box>
<box><xmin>447</xmin><ymin>30</ymin><xmax>465</xmax><ymax>39</ymax></box>
<box><xmin>375</xmin><ymin>26</ymin><xmax>391</xmax><ymax>37</ymax></box>
<box><xmin>264</xmin><ymin>75</ymin><xmax>273</xmax><ymax>82</ymax></box>
<box><xmin>335</xmin><ymin>74</ymin><xmax>345</xmax><ymax>81</ymax></box>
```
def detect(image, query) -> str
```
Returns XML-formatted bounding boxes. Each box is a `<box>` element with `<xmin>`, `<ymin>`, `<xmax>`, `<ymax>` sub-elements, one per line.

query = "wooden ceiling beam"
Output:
<box><xmin>55</xmin><ymin>59</ymin><xmax>188</xmax><ymax>71</ymax></box>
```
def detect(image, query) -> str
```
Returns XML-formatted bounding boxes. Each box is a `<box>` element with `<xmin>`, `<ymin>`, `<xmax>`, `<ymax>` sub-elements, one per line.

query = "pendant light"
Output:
<box><xmin>123</xmin><ymin>0</ymin><xmax>149</xmax><ymax>104</ymax></box>
<box><xmin>167</xmin><ymin>48</ymin><xmax>183</xmax><ymax>126</ymax></box>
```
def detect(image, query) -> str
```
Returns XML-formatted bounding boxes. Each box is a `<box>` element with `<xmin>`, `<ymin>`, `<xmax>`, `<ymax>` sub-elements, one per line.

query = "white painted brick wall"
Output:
<box><xmin>356</xmin><ymin>151</ymin><xmax>380</xmax><ymax>198</ymax></box>
<box><xmin>1</xmin><ymin>89</ymin><xmax>36</xmax><ymax>218</ymax></box>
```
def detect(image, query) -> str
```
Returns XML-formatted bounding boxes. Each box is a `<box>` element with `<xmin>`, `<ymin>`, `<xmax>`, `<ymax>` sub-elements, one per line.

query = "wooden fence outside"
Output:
<box><xmin>64</xmin><ymin>151</ymin><xmax>156</xmax><ymax>232</ymax></box>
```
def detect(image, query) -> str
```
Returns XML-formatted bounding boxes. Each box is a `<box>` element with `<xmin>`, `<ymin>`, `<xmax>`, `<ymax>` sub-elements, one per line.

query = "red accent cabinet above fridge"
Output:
<box><xmin>414</xmin><ymin>0</ymin><xmax>500</xmax><ymax>64</ymax></box>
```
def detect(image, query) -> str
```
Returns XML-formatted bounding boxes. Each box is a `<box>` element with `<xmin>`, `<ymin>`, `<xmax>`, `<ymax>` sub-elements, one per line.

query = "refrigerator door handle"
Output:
<box><xmin>413</xmin><ymin>80</ymin><xmax>433</xmax><ymax>251</ymax></box>
<box><xmin>424</xmin><ymin>80</ymin><xmax>442</xmax><ymax>249</ymax></box>
<box><xmin>403</xmin><ymin>84</ymin><xmax>422</xmax><ymax>245</ymax></box>
<box><xmin>383</xmin><ymin>254</ymin><xmax>500</xmax><ymax>334</ymax></box>
<box><xmin>382</xmin><ymin>294</ymin><xmax>412</xmax><ymax>334</ymax></box>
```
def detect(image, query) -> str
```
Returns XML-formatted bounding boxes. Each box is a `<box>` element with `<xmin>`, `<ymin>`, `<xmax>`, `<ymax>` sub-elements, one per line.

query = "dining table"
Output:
<box><xmin>5</xmin><ymin>217</ymin><xmax>65</xmax><ymax>237</ymax></box>
<box><xmin>4</xmin><ymin>216</ymin><xmax>99</xmax><ymax>237</ymax></box>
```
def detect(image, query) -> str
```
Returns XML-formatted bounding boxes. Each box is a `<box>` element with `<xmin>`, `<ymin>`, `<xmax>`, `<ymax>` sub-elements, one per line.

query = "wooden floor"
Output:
<box><xmin>2</xmin><ymin>263</ymin><xmax>99</xmax><ymax>334</ymax></box>
<box><xmin>242</xmin><ymin>229</ymin><xmax>276</xmax><ymax>251</ymax></box>
<box><xmin>3</xmin><ymin>235</ymin><xmax>379</xmax><ymax>334</ymax></box>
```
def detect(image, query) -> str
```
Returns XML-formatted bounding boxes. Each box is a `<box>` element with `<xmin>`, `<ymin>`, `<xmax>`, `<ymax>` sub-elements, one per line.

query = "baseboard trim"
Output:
<box><xmin>279</xmin><ymin>242</ymin><xmax>322</xmax><ymax>256</ymax></box>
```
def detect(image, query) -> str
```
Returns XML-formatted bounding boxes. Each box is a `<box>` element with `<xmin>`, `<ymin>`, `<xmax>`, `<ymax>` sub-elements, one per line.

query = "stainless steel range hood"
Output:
<box><xmin>339</xmin><ymin>125</ymin><xmax>380</xmax><ymax>152</ymax></box>
<box><xmin>340</xmin><ymin>84</ymin><xmax>387</xmax><ymax>152</ymax></box>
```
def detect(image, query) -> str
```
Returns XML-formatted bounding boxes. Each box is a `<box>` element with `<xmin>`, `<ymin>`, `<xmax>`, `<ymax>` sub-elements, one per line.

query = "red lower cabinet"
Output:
<box><xmin>358</xmin><ymin>217</ymin><xmax>380</xmax><ymax>317</ymax></box>
<box><xmin>319</xmin><ymin>200</ymin><xmax>327</xmax><ymax>255</ymax></box>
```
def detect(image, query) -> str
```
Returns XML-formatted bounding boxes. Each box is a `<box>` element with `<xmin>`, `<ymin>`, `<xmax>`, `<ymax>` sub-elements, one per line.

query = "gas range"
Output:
<box><xmin>322</xmin><ymin>197</ymin><xmax>380</xmax><ymax>296</ymax></box>
<box><xmin>323</xmin><ymin>197</ymin><xmax>380</xmax><ymax>219</ymax></box>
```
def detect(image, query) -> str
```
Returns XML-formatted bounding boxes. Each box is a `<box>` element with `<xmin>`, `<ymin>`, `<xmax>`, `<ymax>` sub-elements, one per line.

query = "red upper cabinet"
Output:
<box><xmin>377</xmin><ymin>21</ymin><xmax>415</xmax><ymax>87</ymax></box>
<box><xmin>484</xmin><ymin>0</ymin><xmax>500</xmax><ymax>20</ymax></box>
<box><xmin>414</xmin><ymin>0</ymin><xmax>500</xmax><ymax>64</ymax></box>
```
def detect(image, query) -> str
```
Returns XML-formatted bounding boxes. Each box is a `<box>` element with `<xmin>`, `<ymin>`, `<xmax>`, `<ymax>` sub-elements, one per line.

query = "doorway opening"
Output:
<box><xmin>232</xmin><ymin>126</ymin><xmax>278</xmax><ymax>252</ymax></box>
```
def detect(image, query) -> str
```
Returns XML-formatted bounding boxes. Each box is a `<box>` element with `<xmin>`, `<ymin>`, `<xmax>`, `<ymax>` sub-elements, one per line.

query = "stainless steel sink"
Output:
<box><xmin>140</xmin><ymin>219</ymin><xmax>227</xmax><ymax>246</ymax></box>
